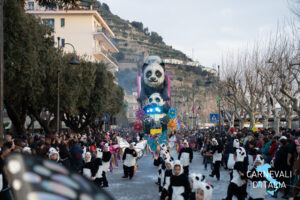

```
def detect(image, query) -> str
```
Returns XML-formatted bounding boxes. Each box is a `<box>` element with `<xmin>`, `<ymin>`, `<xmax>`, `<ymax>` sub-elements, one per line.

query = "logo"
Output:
<box><xmin>247</xmin><ymin>164</ymin><xmax>292</xmax><ymax>195</ymax></box>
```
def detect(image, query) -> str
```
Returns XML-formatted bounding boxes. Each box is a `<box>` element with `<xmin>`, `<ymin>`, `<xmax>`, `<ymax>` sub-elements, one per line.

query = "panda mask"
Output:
<box><xmin>233</xmin><ymin>139</ymin><xmax>240</xmax><ymax>148</ymax></box>
<box><xmin>190</xmin><ymin>173</ymin><xmax>206</xmax><ymax>192</ymax></box>
<box><xmin>172</xmin><ymin>160</ymin><xmax>184</xmax><ymax>176</ymax></box>
<box><xmin>148</xmin><ymin>93</ymin><xmax>164</xmax><ymax>107</ymax></box>
<box><xmin>254</xmin><ymin>154</ymin><xmax>264</xmax><ymax>165</ymax></box>
<box><xmin>198</xmin><ymin>182</ymin><xmax>213</xmax><ymax>200</ymax></box>
<box><xmin>235</xmin><ymin>147</ymin><xmax>246</xmax><ymax>162</ymax></box>
<box><xmin>143</xmin><ymin>62</ymin><xmax>165</xmax><ymax>88</ymax></box>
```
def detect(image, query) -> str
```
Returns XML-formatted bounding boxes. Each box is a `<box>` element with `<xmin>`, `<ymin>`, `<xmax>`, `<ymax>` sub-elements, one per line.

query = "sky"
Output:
<box><xmin>100</xmin><ymin>0</ymin><xmax>296</xmax><ymax>68</ymax></box>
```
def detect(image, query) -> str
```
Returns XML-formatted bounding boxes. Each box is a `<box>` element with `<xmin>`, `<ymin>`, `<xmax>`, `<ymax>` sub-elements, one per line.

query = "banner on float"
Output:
<box><xmin>150</xmin><ymin>129</ymin><xmax>162</xmax><ymax>135</ymax></box>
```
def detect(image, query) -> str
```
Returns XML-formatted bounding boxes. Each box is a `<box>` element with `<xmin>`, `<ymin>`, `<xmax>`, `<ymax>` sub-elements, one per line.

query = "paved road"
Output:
<box><xmin>105</xmin><ymin>149</ymin><xmax>284</xmax><ymax>200</ymax></box>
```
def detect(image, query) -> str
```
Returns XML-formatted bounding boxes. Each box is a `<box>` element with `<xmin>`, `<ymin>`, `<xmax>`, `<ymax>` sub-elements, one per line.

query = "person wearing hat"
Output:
<box><xmin>178</xmin><ymin>140</ymin><xmax>193</xmax><ymax>176</ymax></box>
<box><xmin>223</xmin><ymin>147</ymin><xmax>247</xmax><ymax>200</ymax></box>
<box><xmin>165</xmin><ymin>160</ymin><xmax>190</xmax><ymax>200</ymax></box>
<box><xmin>48</xmin><ymin>147</ymin><xmax>61</xmax><ymax>164</ymax></box>
<box><xmin>209</xmin><ymin>138</ymin><xmax>222</xmax><ymax>181</ymax></box>
<box><xmin>122</xmin><ymin>142</ymin><xmax>137</xmax><ymax>179</ymax></box>
<box><xmin>274</xmin><ymin>135</ymin><xmax>290</xmax><ymax>199</ymax></box>
<box><xmin>102</xmin><ymin>143</ymin><xmax>111</xmax><ymax>187</ymax></box>
<box><xmin>247</xmin><ymin>154</ymin><xmax>267</xmax><ymax>200</ymax></box>
<box><xmin>161</xmin><ymin>158</ymin><xmax>174</xmax><ymax>200</ymax></box>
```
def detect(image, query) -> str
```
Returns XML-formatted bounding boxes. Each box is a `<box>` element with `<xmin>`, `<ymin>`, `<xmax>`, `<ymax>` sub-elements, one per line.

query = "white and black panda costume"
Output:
<box><xmin>197</xmin><ymin>181</ymin><xmax>214</xmax><ymax>200</ymax></box>
<box><xmin>82</xmin><ymin>152</ymin><xmax>94</xmax><ymax>179</ymax></box>
<box><xmin>122</xmin><ymin>143</ymin><xmax>137</xmax><ymax>179</ymax></box>
<box><xmin>167</xmin><ymin>160</ymin><xmax>190</xmax><ymax>200</ymax></box>
<box><xmin>154</xmin><ymin>146</ymin><xmax>168</xmax><ymax>193</ymax></box>
<box><xmin>49</xmin><ymin>147</ymin><xmax>60</xmax><ymax>163</ymax></box>
<box><xmin>161</xmin><ymin>157</ymin><xmax>174</xmax><ymax>200</ymax></box>
<box><xmin>189</xmin><ymin>173</ymin><xmax>206</xmax><ymax>200</ymax></box>
<box><xmin>224</xmin><ymin>147</ymin><xmax>248</xmax><ymax>200</ymax></box>
<box><xmin>248</xmin><ymin>154</ymin><xmax>267</xmax><ymax>200</ymax></box>
<box><xmin>92</xmin><ymin>148</ymin><xmax>104</xmax><ymax>187</ymax></box>
<box><xmin>227</xmin><ymin>138</ymin><xmax>240</xmax><ymax>180</ymax></box>
<box><xmin>178</xmin><ymin>140</ymin><xmax>193</xmax><ymax>176</ymax></box>
<box><xmin>209</xmin><ymin>138</ymin><xmax>222</xmax><ymax>180</ymax></box>
<box><xmin>102</xmin><ymin>143</ymin><xmax>111</xmax><ymax>187</ymax></box>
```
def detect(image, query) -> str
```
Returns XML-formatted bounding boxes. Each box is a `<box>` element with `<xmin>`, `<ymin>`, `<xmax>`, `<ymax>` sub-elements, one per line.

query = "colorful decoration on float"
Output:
<box><xmin>168</xmin><ymin>108</ymin><xmax>177</xmax><ymax>119</ymax></box>
<box><xmin>158</xmin><ymin>130</ymin><xmax>168</xmax><ymax>146</ymax></box>
<box><xmin>150</xmin><ymin>129</ymin><xmax>162</xmax><ymax>135</ymax></box>
<box><xmin>133</xmin><ymin>121</ymin><xmax>143</xmax><ymax>133</ymax></box>
<box><xmin>147</xmin><ymin>138</ymin><xmax>158</xmax><ymax>152</ymax></box>
<box><xmin>167</xmin><ymin>118</ymin><xmax>178</xmax><ymax>132</ymax></box>
<box><xmin>135</xmin><ymin>108</ymin><xmax>146</xmax><ymax>121</ymax></box>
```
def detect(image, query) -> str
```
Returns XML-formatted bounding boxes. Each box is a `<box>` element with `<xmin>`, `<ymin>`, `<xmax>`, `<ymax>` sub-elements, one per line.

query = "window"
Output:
<box><xmin>28</xmin><ymin>2</ymin><xmax>34</xmax><ymax>10</ymax></box>
<box><xmin>61</xmin><ymin>18</ymin><xmax>65</xmax><ymax>27</ymax></box>
<box><xmin>42</xmin><ymin>18</ymin><xmax>55</xmax><ymax>29</ymax></box>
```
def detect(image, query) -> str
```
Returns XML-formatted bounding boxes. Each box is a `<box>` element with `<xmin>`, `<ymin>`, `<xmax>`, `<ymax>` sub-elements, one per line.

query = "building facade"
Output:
<box><xmin>25</xmin><ymin>1</ymin><xmax>119</xmax><ymax>73</ymax></box>
<box><xmin>124</xmin><ymin>92</ymin><xmax>139</xmax><ymax>123</ymax></box>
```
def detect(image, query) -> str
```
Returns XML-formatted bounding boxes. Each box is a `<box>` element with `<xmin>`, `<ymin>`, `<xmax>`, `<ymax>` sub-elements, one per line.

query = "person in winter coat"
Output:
<box><xmin>248</xmin><ymin>154</ymin><xmax>267</xmax><ymax>200</ymax></box>
<box><xmin>161</xmin><ymin>158</ymin><xmax>173</xmax><ymax>200</ymax></box>
<box><xmin>178</xmin><ymin>140</ymin><xmax>193</xmax><ymax>176</ymax></box>
<box><xmin>166</xmin><ymin>160</ymin><xmax>190</xmax><ymax>200</ymax></box>
<box><xmin>202</xmin><ymin>137</ymin><xmax>213</xmax><ymax>170</ymax></box>
<box><xmin>209</xmin><ymin>138</ymin><xmax>222</xmax><ymax>180</ymax></box>
<box><xmin>223</xmin><ymin>147</ymin><xmax>248</xmax><ymax>200</ymax></box>
<box><xmin>292</xmin><ymin>138</ymin><xmax>300</xmax><ymax>199</ymax></box>
<box><xmin>274</xmin><ymin>136</ymin><xmax>291</xmax><ymax>199</ymax></box>
<box><xmin>92</xmin><ymin>148</ymin><xmax>104</xmax><ymax>187</ymax></box>
<box><xmin>102</xmin><ymin>143</ymin><xmax>111</xmax><ymax>187</ymax></box>
<box><xmin>122</xmin><ymin>142</ymin><xmax>137</xmax><ymax>179</ymax></box>
<box><xmin>268</xmin><ymin>137</ymin><xmax>278</xmax><ymax>160</ymax></box>
<box><xmin>69</xmin><ymin>139</ymin><xmax>83</xmax><ymax>172</ymax></box>
<box><xmin>261</xmin><ymin>137</ymin><xmax>272</xmax><ymax>163</ymax></box>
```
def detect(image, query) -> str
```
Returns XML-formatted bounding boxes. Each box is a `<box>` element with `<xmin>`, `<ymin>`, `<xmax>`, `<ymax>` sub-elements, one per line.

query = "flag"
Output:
<box><xmin>217</xmin><ymin>94</ymin><xmax>220</xmax><ymax>107</ymax></box>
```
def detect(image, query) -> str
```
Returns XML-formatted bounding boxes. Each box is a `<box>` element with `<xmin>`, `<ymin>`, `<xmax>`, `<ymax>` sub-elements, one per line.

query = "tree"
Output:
<box><xmin>149</xmin><ymin>32</ymin><xmax>164</xmax><ymax>44</ymax></box>
<box><xmin>4</xmin><ymin>0</ymin><xmax>58</xmax><ymax>135</ymax></box>
<box><xmin>102</xmin><ymin>3</ymin><xmax>110</xmax><ymax>12</ymax></box>
<box><xmin>131</xmin><ymin>21</ymin><xmax>144</xmax><ymax>32</ymax></box>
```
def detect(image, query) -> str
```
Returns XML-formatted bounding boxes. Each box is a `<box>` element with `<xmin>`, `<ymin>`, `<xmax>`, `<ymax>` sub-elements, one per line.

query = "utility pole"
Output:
<box><xmin>57</xmin><ymin>37</ymin><xmax>61</xmax><ymax>135</ymax></box>
<box><xmin>218</xmin><ymin>65</ymin><xmax>221</xmax><ymax>133</ymax></box>
<box><xmin>0</xmin><ymin>0</ymin><xmax>4</xmax><ymax>139</ymax></box>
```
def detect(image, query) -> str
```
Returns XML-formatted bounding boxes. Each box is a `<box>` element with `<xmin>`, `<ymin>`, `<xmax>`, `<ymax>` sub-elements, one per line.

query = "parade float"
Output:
<box><xmin>132</xmin><ymin>56</ymin><xmax>185</xmax><ymax>152</ymax></box>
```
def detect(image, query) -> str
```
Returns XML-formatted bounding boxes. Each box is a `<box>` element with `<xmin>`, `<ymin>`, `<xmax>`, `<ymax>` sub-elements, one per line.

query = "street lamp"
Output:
<box><xmin>57</xmin><ymin>37</ymin><xmax>80</xmax><ymax>134</ymax></box>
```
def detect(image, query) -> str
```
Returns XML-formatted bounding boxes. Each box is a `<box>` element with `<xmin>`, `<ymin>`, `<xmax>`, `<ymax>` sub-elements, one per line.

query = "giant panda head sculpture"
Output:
<box><xmin>143</xmin><ymin>62</ymin><xmax>165</xmax><ymax>88</ymax></box>
<box><xmin>147</xmin><ymin>93</ymin><xmax>164</xmax><ymax>107</ymax></box>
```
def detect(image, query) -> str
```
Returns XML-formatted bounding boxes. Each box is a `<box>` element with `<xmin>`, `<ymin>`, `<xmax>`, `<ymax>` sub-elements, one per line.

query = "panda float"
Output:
<box><xmin>138</xmin><ymin>56</ymin><xmax>170</xmax><ymax>132</ymax></box>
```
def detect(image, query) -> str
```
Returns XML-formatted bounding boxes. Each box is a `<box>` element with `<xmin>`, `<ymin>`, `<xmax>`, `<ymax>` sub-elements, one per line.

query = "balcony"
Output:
<box><xmin>93</xmin><ymin>46</ymin><xmax>119</xmax><ymax>72</ymax></box>
<box><xmin>94</xmin><ymin>27</ymin><xmax>119</xmax><ymax>53</ymax></box>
